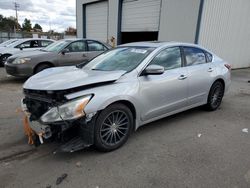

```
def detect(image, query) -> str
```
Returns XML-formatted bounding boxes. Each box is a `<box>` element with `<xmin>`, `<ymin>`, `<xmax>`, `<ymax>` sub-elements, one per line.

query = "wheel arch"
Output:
<box><xmin>212</xmin><ymin>78</ymin><xmax>225</xmax><ymax>91</ymax></box>
<box><xmin>98</xmin><ymin>99</ymin><xmax>138</xmax><ymax>131</ymax></box>
<box><xmin>33</xmin><ymin>61</ymin><xmax>54</xmax><ymax>74</ymax></box>
<box><xmin>2</xmin><ymin>53</ymin><xmax>12</xmax><ymax>56</ymax></box>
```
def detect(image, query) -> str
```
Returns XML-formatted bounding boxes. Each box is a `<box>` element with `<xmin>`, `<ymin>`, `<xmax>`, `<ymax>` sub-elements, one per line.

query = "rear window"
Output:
<box><xmin>41</xmin><ymin>40</ymin><xmax>53</xmax><ymax>47</ymax></box>
<box><xmin>183</xmin><ymin>47</ymin><xmax>206</xmax><ymax>66</ymax></box>
<box><xmin>205</xmin><ymin>51</ymin><xmax>213</xmax><ymax>62</ymax></box>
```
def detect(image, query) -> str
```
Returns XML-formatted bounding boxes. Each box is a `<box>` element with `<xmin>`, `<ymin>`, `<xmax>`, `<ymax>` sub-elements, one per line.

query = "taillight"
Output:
<box><xmin>224</xmin><ymin>64</ymin><xmax>231</xmax><ymax>70</ymax></box>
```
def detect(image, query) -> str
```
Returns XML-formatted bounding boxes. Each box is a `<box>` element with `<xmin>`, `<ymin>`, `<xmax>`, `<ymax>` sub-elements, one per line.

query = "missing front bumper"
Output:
<box><xmin>24</xmin><ymin>113</ymin><xmax>97</xmax><ymax>153</ymax></box>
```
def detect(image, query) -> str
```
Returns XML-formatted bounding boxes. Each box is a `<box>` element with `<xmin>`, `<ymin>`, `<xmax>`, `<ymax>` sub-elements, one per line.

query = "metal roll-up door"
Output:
<box><xmin>121</xmin><ymin>0</ymin><xmax>161</xmax><ymax>32</ymax></box>
<box><xmin>86</xmin><ymin>1</ymin><xmax>108</xmax><ymax>42</ymax></box>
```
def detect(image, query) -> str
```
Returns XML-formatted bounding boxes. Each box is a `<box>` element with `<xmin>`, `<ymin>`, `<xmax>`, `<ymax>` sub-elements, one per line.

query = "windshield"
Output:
<box><xmin>84</xmin><ymin>47</ymin><xmax>154</xmax><ymax>72</ymax></box>
<box><xmin>0</xmin><ymin>39</ymin><xmax>18</xmax><ymax>47</ymax></box>
<box><xmin>42</xmin><ymin>40</ymin><xmax>69</xmax><ymax>52</ymax></box>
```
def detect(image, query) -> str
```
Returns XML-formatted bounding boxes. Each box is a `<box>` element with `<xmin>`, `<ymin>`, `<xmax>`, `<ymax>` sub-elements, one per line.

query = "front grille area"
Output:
<box><xmin>23</xmin><ymin>89</ymin><xmax>60</xmax><ymax>121</ymax></box>
<box><xmin>24</xmin><ymin>97</ymin><xmax>52</xmax><ymax>121</ymax></box>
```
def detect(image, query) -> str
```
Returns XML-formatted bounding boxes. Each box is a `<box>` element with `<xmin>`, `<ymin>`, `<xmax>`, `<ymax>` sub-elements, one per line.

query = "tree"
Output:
<box><xmin>0</xmin><ymin>14</ymin><xmax>21</xmax><ymax>32</ymax></box>
<box><xmin>33</xmin><ymin>23</ymin><xmax>42</xmax><ymax>32</ymax></box>
<box><xmin>22</xmin><ymin>18</ymin><xmax>32</xmax><ymax>32</ymax></box>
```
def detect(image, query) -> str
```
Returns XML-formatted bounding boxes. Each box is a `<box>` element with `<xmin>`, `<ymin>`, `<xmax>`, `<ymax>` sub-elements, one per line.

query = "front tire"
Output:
<box><xmin>205</xmin><ymin>81</ymin><xmax>224</xmax><ymax>111</ymax></box>
<box><xmin>0</xmin><ymin>54</ymin><xmax>11</xmax><ymax>67</ymax></box>
<box><xmin>94</xmin><ymin>103</ymin><xmax>133</xmax><ymax>152</ymax></box>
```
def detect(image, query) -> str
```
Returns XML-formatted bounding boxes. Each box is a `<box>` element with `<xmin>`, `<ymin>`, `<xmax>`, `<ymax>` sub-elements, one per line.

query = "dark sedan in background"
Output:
<box><xmin>5</xmin><ymin>39</ymin><xmax>111</xmax><ymax>77</ymax></box>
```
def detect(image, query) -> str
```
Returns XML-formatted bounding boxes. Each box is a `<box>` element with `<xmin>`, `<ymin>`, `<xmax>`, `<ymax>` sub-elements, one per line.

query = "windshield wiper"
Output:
<box><xmin>76</xmin><ymin>61</ymin><xmax>89</xmax><ymax>69</ymax></box>
<box><xmin>40</xmin><ymin>49</ymin><xmax>48</xmax><ymax>52</ymax></box>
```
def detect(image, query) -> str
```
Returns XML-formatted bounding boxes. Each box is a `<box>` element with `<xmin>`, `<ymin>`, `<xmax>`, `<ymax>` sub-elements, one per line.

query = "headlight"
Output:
<box><xmin>41</xmin><ymin>95</ymin><xmax>92</xmax><ymax>123</ymax></box>
<box><xmin>12</xmin><ymin>57</ymin><xmax>31</xmax><ymax>64</ymax></box>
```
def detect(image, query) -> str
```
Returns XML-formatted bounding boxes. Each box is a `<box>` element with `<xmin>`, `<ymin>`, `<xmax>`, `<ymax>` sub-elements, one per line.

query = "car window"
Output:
<box><xmin>16</xmin><ymin>41</ymin><xmax>31</xmax><ymax>48</ymax></box>
<box><xmin>149</xmin><ymin>47</ymin><xmax>182</xmax><ymax>70</ymax></box>
<box><xmin>205</xmin><ymin>51</ymin><xmax>213</xmax><ymax>62</ymax></box>
<box><xmin>87</xmin><ymin>41</ymin><xmax>107</xmax><ymax>51</ymax></box>
<box><xmin>66</xmin><ymin>41</ymin><xmax>86</xmax><ymax>52</ymax></box>
<box><xmin>30</xmin><ymin>40</ymin><xmax>39</xmax><ymax>48</ymax></box>
<box><xmin>41</xmin><ymin>40</ymin><xmax>53</xmax><ymax>47</ymax></box>
<box><xmin>183</xmin><ymin>47</ymin><xmax>206</xmax><ymax>66</ymax></box>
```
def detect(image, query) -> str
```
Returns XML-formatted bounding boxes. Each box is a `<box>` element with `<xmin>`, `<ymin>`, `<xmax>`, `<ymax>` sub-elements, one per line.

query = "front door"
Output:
<box><xmin>57</xmin><ymin>40</ymin><xmax>89</xmax><ymax>66</ymax></box>
<box><xmin>139</xmin><ymin>47</ymin><xmax>188</xmax><ymax>121</ymax></box>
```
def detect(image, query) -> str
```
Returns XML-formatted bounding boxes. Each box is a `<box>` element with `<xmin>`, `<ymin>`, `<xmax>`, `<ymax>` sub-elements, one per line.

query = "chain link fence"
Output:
<box><xmin>0</xmin><ymin>30</ymin><xmax>65</xmax><ymax>43</ymax></box>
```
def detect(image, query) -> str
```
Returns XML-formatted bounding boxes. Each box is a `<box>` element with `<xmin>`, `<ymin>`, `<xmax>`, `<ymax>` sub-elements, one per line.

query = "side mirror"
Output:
<box><xmin>142</xmin><ymin>65</ymin><xmax>164</xmax><ymax>76</ymax></box>
<box><xmin>19</xmin><ymin>47</ymin><xmax>23</xmax><ymax>50</ymax></box>
<box><xmin>61</xmin><ymin>48</ymin><xmax>69</xmax><ymax>55</ymax></box>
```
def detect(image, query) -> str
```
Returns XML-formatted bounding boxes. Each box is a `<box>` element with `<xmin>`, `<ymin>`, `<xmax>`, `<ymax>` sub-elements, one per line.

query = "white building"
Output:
<box><xmin>76</xmin><ymin>0</ymin><xmax>250</xmax><ymax>68</ymax></box>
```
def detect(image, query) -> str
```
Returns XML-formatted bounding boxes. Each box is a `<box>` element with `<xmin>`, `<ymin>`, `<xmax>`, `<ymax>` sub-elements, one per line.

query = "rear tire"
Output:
<box><xmin>94</xmin><ymin>103</ymin><xmax>133</xmax><ymax>152</ymax></box>
<box><xmin>205</xmin><ymin>81</ymin><xmax>224</xmax><ymax>111</ymax></box>
<box><xmin>34</xmin><ymin>64</ymin><xmax>52</xmax><ymax>74</ymax></box>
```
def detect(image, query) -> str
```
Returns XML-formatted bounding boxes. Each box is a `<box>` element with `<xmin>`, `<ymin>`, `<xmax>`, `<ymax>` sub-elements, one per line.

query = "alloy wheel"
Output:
<box><xmin>100</xmin><ymin>110</ymin><xmax>129</xmax><ymax>146</ymax></box>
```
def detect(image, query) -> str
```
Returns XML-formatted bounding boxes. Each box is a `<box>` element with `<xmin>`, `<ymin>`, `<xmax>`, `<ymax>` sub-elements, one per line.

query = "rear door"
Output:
<box><xmin>139</xmin><ymin>46</ymin><xmax>188</xmax><ymax>121</ymax></box>
<box><xmin>57</xmin><ymin>40</ymin><xmax>88</xmax><ymax>66</ymax></box>
<box><xmin>183</xmin><ymin>46</ymin><xmax>215</xmax><ymax>106</ymax></box>
<box><xmin>86</xmin><ymin>40</ymin><xmax>108</xmax><ymax>60</ymax></box>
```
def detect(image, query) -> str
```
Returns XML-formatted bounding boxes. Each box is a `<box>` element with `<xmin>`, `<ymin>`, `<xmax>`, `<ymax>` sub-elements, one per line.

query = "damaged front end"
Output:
<box><xmin>22</xmin><ymin>89</ymin><xmax>97</xmax><ymax>152</ymax></box>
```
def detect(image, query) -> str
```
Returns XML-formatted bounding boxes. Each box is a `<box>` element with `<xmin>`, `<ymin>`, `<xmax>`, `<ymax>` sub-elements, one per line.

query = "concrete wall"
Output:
<box><xmin>198</xmin><ymin>0</ymin><xmax>250</xmax><ymax>68</ymax></box>
<box><xmin>107</xmin><ymin>0</ymin><xmax>119</xmax><ymax>45</ymax></box>
<box><xmin>158</xmin><ymin>0</ymin><xmax>200</xmax><ymax>43</ymax></box>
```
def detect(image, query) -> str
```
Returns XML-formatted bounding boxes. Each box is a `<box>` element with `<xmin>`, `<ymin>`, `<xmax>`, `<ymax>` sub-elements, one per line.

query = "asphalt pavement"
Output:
<box><xmin>0</xmin><ymin>67</ymin><xmax>250</xmax><ymax>188</ymax></box>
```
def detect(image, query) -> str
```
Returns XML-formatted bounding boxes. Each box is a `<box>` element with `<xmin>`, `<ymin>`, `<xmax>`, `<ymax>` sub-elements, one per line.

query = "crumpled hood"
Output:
<box><xmin>23</xmin><ymin>66</ymin><xmax>126</xmax><ymax>90</ymax></box>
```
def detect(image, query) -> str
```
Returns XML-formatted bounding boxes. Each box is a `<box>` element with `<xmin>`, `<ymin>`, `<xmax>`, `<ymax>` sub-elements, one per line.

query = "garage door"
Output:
<box><xmin>121</xmin><ymin>0</ymin><xmax>161</xmax><ymax>32</ymax></box>
<box><xmin>86</xmin><ymin>1</ymin><xmax>108</xmax><ymax>42</ymax></box>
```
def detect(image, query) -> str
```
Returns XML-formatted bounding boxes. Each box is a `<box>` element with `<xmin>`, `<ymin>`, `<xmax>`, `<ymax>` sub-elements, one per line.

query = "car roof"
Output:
<box><xmin>59</xmin><ymin>38</ymin><xmax>105</xmax><ymax>42</ymax></box>
<box><xmin>119</xmin><ymin>41</ymin><xmax>205</xmax><ymax>49</ymax></box>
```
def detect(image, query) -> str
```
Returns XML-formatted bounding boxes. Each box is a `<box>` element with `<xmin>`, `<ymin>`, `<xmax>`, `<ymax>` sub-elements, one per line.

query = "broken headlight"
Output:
<box><xmin>41</xmin><ymin>95</ymin><xmax>92</xmax><ymax>123</ymax></box>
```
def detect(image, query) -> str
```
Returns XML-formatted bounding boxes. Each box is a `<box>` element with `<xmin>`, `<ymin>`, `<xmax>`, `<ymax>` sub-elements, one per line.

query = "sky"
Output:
<box><xmin>0</xmin><ymin>0</ymin><xmax>76</xmax><ymax>32</ymax></box>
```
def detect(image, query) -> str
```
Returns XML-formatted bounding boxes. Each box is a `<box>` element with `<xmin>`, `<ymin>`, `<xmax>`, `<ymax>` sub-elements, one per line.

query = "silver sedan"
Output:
<box><xmin>22</xmin><ymin>42</ymin><xmax>231</xmax><ymax>152</ymax></box>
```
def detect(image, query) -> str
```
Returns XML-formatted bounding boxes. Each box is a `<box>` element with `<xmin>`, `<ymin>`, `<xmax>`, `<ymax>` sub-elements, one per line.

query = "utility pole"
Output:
<box><xmin>14</xmin><ymin>2</ymin><xmax>20</xmax><ymax>30</ymax></box>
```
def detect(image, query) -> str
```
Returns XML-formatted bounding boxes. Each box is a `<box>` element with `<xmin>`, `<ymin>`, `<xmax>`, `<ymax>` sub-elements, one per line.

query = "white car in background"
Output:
<box><xmin>0</xmin><ymin>38</ymin><xmax>54</xmax><ymax>66</ymax></box>
<box><xmin>0</xmin><ymin>39</ymin><xmax>19</xmax><ymax>48</ymax></box>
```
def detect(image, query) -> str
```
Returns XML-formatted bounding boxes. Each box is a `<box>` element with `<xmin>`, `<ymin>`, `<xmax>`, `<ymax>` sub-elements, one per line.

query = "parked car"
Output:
<box><xmin>0</xmin><ymin>39</ymin><xmax>19</xmax><ymax>48</ymax></box>
<box><xmin>5</xmin><ymin>39</ymin><xmax>111</xmax><ymax>77</ymax></box>
<box><xmin>0</xmin><ymin>38</ymin><xmax>54</xmax><ymax>66</ymax></box>
<box><xmin>21</xmin><ymin>42</ymin><xmax>231</xmax><ymax>152</ymax></box>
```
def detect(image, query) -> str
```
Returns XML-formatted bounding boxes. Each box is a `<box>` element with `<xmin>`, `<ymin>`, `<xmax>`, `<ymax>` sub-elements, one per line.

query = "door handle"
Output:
<box><xmin>208</xmin><ymin>67</ymin><xmax>213</xmax><ymax>72</ymax></box>
<box><xmin>82</xmin><ymin>54</ymin><xmax>87</xmax><ymax>57</ymax></box>
<box><xmin>178</xmin><ymin>75</ymin><xmax>187</xmax><ymax>80</ymax></box>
